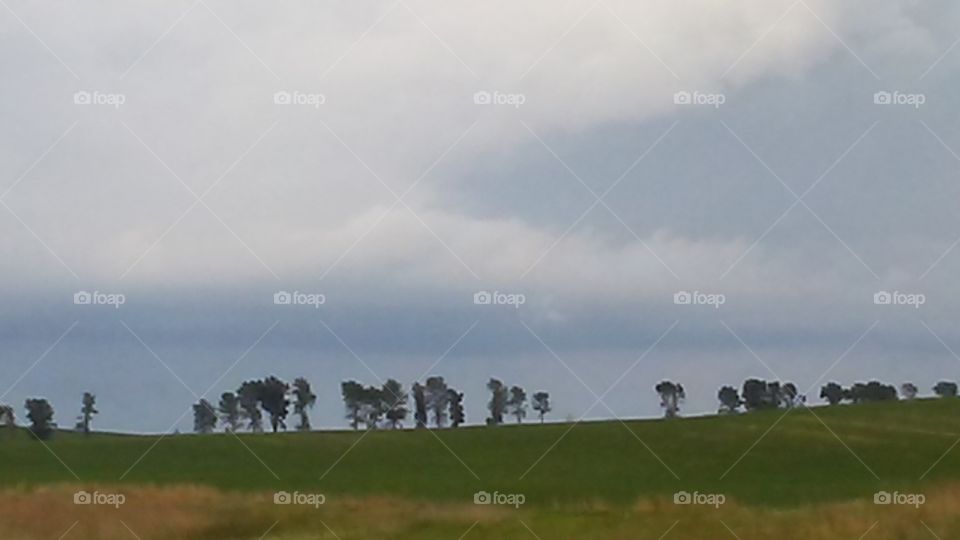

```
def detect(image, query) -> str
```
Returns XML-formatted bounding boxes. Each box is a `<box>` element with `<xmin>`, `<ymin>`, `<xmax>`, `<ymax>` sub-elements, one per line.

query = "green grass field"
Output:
<box><xmin>3</xmin><ymin>399</ymin><xmax>960</xmax><ymax>539</ymax></box>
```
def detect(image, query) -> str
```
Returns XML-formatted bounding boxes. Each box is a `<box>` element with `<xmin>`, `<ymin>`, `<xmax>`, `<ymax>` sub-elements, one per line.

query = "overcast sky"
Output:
<box><xmin>2</xmin><ymin>0</ymin><xmax>960</xmax><ymax>433</ymax></box>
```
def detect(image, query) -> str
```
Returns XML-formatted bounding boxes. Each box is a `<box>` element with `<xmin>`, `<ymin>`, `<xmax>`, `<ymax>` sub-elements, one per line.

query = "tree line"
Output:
<box><xmin>3</xmin><ymin>376</ymin><xmax>957</xmax><ymax>440</ymax></box>
<box><xmin>655</xmin><ymin>378</ymin><xmax>960</xmax><ymax>417</ymax></box>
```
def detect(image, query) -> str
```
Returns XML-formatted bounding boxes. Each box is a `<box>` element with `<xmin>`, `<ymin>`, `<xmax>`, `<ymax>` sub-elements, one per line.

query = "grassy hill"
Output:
<box><xmin>3</xmin><ymin>399</ymin><xmax>960</xmax><ymax>539</ymax></box>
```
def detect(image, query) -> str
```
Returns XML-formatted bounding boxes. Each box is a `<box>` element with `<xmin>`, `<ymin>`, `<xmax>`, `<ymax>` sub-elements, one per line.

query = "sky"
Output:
<box><xmin>2</xmin><ymin>0</ymin><xmax>960</xmax><ymax>433</ymax></box>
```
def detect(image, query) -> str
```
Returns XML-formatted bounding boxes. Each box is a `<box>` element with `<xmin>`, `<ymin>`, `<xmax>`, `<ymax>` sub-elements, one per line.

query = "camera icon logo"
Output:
<box><xmin>673</xmin><ymin>91</ymin><xmax>691</xmax><ymax>105</ymax></box>
<box><xmin>473</xmin><ymin>91</ymin><xmax>492</xmax><ymax>105</ymax></box>
<box><xmin>473</xmin><ymin>490</ymin><xmax>491</xmax><ymax>505</ymax></box>
<box><xmin>274</xmin><ymin>291</ymin><xmax>292</xmax><ymax>305</ymax></box>
<box><xmin>874</xmin><ymin>491</ymin><xmax>891</xmax><ymax>504</ymax></box>
<box><xmin>673</xmin><ymin>291</ymin><xmax>692</xmax><ymax>305</ymax></box>
<box><xmin>873</xmin><ymin>91</ymin><xmax>892</xmax><ymax>105</ymax></box>
<box><xmin>74</xmin><ymin>490</ymin><xmax>92</xmax><ymax>505</ymax></box>
<box><xmin>673</xmin><ymin>491</ymin><xmax>691</xmax><ymax>504</ymax></box>
<box><xmin>74</xmin><ymin>91</ymin><xmax>91</xmax><ymax>105</ymax></box>
<box><xmin>274</xmin><ymin>491</ymin><xmax>291</xmax><ymax>505</ymax></box>
<box><xmin>474</xmin><ymin>291</ymin><xmax>492</xmax><ymax>305</ymax></box>
<box><xmin>274</xmin><ymin>91</ymin><xmax>292</xmax><ymax>105</ymax></box>
<box><xmin>74</xmin><ymin>291</ymin><xmax>92</xmax><ymax>305</ymax></box>
<box><xmin>873</xmin><ymin>291</ymin><xmax>892</xmax><ymax>305</ymax></box>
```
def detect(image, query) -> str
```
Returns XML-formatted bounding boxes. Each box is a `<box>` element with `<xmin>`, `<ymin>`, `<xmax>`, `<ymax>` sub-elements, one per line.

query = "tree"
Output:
<box><xmin>0</xmin><ymin>405</ymin><xmax>14</xmax><ymax>429</ymax></box>
<box><xmin>237</xmin><ymin>380</ymin><xmax>264</xmax><ymax>433</ymax></box>
<box><xmin>934</xmin><ymin>381</ymin><xmax>958</xmax><ymax>398</ymax></box>
<box><xmin>532</xmin><ymin>392</ymin><xmax>551</xmax><ymax>423</ymax></box>
<box><xmin>742</xmin><ymin>379</ymin><xmax>798</xmax><ymax>410</ymax></box>
<box><xmin>820</xmin><ymin>382</ymin><xmax>845</xmax><ymax>405</ymax></box>
<box><xmin>25</xmin><ymin>398</ymin><xmax>54</xmax><ymax>440</ymax></box>
<box><xmin>507</xmin><ymin>386</ymin><xmax>527</xmax><ymax>424</ymax></box>
<box><xmin>218</xmin><ymin>392</ymin><xmax>241</xmax><ymax>432</ymax></box>
<box><xmin>655</xmin><ymin>381</ymin><xmax>685</xmax><ymax>418</ymax></box>
<box><xmin>412</xmin><ymin>382</ymin><xmax>428</xmax><ymax>429</ymax></box>
<box><xmin>487</xmin><ymin>378</ymin><xmax>507</xmax><ymax>425</ymax></box>
<box><xmin>193</xmin><ymin>399</ymin><xmax>217</xmax><ymax>434</ymax></box>
<box><xmin>781</xmin><ymin>383</ymin><xmax>799</xmax><ymax>408</ymax></box>
<box><xmin>425</xmin><ymin>376</ymin><xmax>449</xmax><ymax>428</ymax></box>
<box><xmin>292</xmin><ymin>377</ymin><xmax>317</xmax><ymax>431</ymax></box>
<box><xmin>260</xmin><ymin>376</ymin><xmax>291</xmax><ymax>433</ymax></box>
<box><xmin>447</xmin><ymin>388</ymin><xmax>465</xmax><ymax>428</ymax></box>
<box><xmin>717</xmin><ymin>386</ymin><xmax>741</xmax><ymax>414</ymax></box>
<box><xmin>74</xmin><ymin>392</ymin><xmax>98</xmax><ymax>435</ymax></box>
<box><xmin>359</xmin><ymin>385</ymin><xmax>384</xmax><ymax>429</ymax></box>
<box><xmin>341</xmin><ymin>381</ymin><xmax>364</xmax><ymax>430</ymax></box>
<box><xmin>901</xmin><ymin>383</ymin><xmax>918</xmax><ymax>400</ymax></box>
<box><xmin>846</xmin><ymin>381</ymin><xmax>897</xmax><ymax>403</ymax></box>
<box><xmin>383</xmin><ymin>379</ymin><xmax>409</xmax><ymax>429</ymax></box>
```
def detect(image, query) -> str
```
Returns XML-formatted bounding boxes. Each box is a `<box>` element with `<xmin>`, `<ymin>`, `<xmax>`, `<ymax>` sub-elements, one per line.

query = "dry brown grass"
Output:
<box><xmin>2</xmin><ymin>483</ymin><xmax>959</xmax><ymax>539</ymax></box>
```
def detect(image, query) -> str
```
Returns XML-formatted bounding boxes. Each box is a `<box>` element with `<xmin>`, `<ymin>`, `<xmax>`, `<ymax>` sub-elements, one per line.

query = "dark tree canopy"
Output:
<box><xmin>487</xmin><ymin>378</ymin><xmax>507</xmax><ymax>426</ymax></box>
<box><xmin>259</xmin><ymin>376</ymin><xmax>291</xmax><ymax>433</ymax></box>
<box><xmin>193</xmin><ymin>399</ymin><xmax>217</xmax><ymax>434</ymax></box>
<box><xmin>425</xmin><ymin>376</ymin><xmax>449</xmax><ymax>428</ymax></box>
<box><xmin>741</xmin><ymin>379</ymin><xmax>799</xmax><ymax>410</ymax></box>
<box><xmin>507</xmin><ymin>386</ymin><xmax>527</xmax><ymax>424</ymax></box>
<box><xmin>532</xmin><ymin>391</ymin><xmax>551</xmax><ymax>423</ymax></box>
<box><xmin>25</xmin><ymin>398</ymin><xmax>54</xmax><ymax>440</ymax></box>
<box><xmin>75</xmin><ymin>392</ymin><xmax>98</xmax><ymax>435</ymax></box>
<box><xmin>237</xmin><ymin>380</ymin><xmax>265</xmax><ymax>433</ymax></box>
<box><xmin>0</xmin><ymin>405</ymin><xmax>14</xmax><ymax>428</ymax></box>
<box><xmin>655</xmin><ymin>380</ymin><xmax>685</xmax><ymax>418</ymax></box>
<box><xmin>934</xmin><ymin>381</ymin><xmax>958</xmax><ymax>398</ymax></box>
<box><xmin>292</xmin><ymin>377</ymin><xmax>317</xmax><ymax>431</ymax></box>
<box><xmin>341</xmin><ymin>380</ymin><xmax>365</xmax><ymax>430</ymax></box>
<box><xmin>717</xmin><ymin>386</ymin><xmax>741</xmax><ymax>414</ymax></box>
<box><xmin>412</xmin><ymin>382</ymin><xmax>428</xmax><ymax>429</ymax></box>
<box><xmin>820</xmin><ymin>382</ymin><xmax>845</xmax><ymax>405</ymax></box>
<box><xmin>218</xmin><ymin>392</ymin><xmax>241</xmax><ymax>432</ymax></box>
<box><xmin>847</xmin><ymin>381</ymin><xmax>897</xmax><ymax>403</ymax></box>
<box><xmin>447</xmin><ymin>388</ymin><xmax>465</xmax><ymax>428</ymax></box>
<box><xmin>383</xmin><ymin>379</ymin><xmax>409</xmax><ymax>429</ymax></box>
